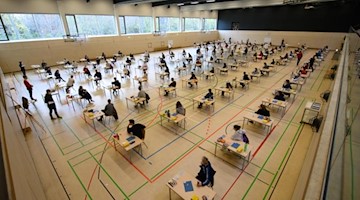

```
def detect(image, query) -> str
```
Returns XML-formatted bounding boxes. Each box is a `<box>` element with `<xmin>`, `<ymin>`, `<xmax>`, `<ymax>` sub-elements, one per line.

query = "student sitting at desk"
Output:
<box><xmin>251</xmin><ymin>68</ymin><xmax>263</xmax><ymax>78</ymax></box>
<box><xmin>127</xmin><ymin>119</ymin><xmax>146</xmax><ymax>140</ymax></box>
<box><xmin>240</xmin><ymin>72</ymin><xmax>250</xmax><ymax>88</ymax></box>
<box><xmin>300</xmin><ymin>67</ymin><xmax>307</xmax><ymax>75</ymax></box>
<box><xmin>222</xmin><ymin>63</ymin><xmax>228</xmax><ymax>69</ymax></box>
<box><xmin>221</xmin><ymin>81</ymin><xmax>233</xmax><ymax>96</ymax></box>
<box><xmin>263</xmin><ymin>62</ymin><xmax>270</xmax><ymax>69</ymax></box>
<box><xmin>270</xmin><ymin>59</ymin><xmax>275</xmax><ymax>65</ymax></box>
<box><xmin>94</xmin><ymin>70</ymin><xmax>102</xmax><ymax>86</ymax></box>
<box><xmin>182</xmin><ymin>49</ymin><xmax>187</xmax><ymax>57</ymax></box>
<box><xmin>198</xmin><ymin>89</ymin><xmax>213</xmax><ymax>109</ymax></box>
<box><xmin>169</xmin><ymin>51</ymin><xmax>175</xmax><ymax>59</ymax></box>
<box><xmin>117</xmin><ymin>50</ymin><xmax>123</xmax><ymax>57</ymax></box>
<box><xmin>205</xmin><ymin>67</ymin><xmax>215</xmax><ymax>80</ymax></box>
<box><xmin>123</xmin><ymin>67</ymin><xmax>130</xmax><ymax>78</ymax></box>
<box><xmin>78</xmin><ymin>86</ymin><xmax>93</xmax><ymax>103</ymax></box>
<box><xmin>231</xmin><ymin>125</ymin><xmax>248</xmax><ymax>143</ymax></box>
<box><xmin>274</xmin><ymin>91</ymin><xmax>286</xmax><ymax>101</ymax></box>
<box><xmin>66</xmin><ymin>75</ymin><xmax>75</xmax><ymax>93</ymax></box>
<box><xmin>164</xmin><ymin>78</ymin><xmax>176</xmax><ymax>96</ymax></box>
<box><xmin>96</xmin><ymin>57</ymin><xmax>101</xmax><ymax>66</ymax></box>
<box><xmin>187</xmin><ymin>53</ymin><xmax>193</xmax><ymax>63</ymax></box>
<box><xmin>161</xmin><ymin>53</ymin><xmax>165</xmax><ymax>60</ymax></box>
<box><xmin>54</xmin><ymin>70</ymin><xmax>65</xmax><ymax>82</ymax></box>
<box><xmin>45</xmin><ymin>66</ymin><xmax>52</xmax><ymax>75</ymax></box>
<box><xmin>196</xmin><ymin>156</ymin><xmax>216</xmax><ymax>187</ymax></box>
<box><xmin>176</xmin><ymin>101</ymin><xmax>185</xmax><ymax>115</ymax></box>
<box><xmin>188</xmin><ymin>72</ymin><xmax>198</xmax><ymax>88</ymax></box>
<box><xmin>111</xmin><ymin>78</ymin><xmax>121</xmax><ymax>95</ymax></box>
<box><xmin>129</xmin><ymin>53</ymin><xmax>135</xmax><ymax>60</ymax></box>
<box><xmin>136</xmin><ymin>86</ymin><xmax>149</xmax><ymax>105</ymax></box>
<box><xmin>41</xmin><ymin>60</ymin><xmax>47</xmax><ymax>69</ymax></box>
<box><xmin>97</xmin><ymin>99</ymin><xmax>118</xmax><ymax>121</ymax></box>
<box><xmin>282</xmin><ymin>79</ymin><xmax>292</xmax><ymax>90</ymax></box>
<box><xmin>83</xmin><ymin>66</ymin><xmax>91</xmax><ymax>77</ymax></box>
<box><xmin>255</xmin><ymin>104</ymin><xmax>270</xmax><ymax>117</ymax></box>
<box><xmin>125</xmin><ymin>57</ymin><xmax>131</xmax><ymax>65</ymax></box>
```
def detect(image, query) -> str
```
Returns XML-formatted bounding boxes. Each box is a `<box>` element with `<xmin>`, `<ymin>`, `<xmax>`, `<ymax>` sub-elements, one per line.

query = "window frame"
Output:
<box><xmin>203</xmin><ymin>18</ymin><xmax>217</xmax><ymax>31</ymax></box>
<box><xmin>119</xmin><ymin>15</ymin><xmax>154</xmax><ymax>35</ymax></box>
<box><xmin>0</xmin><ymin>16</ymin><xmax>9</xmax><ymax>41</ymax></box>
<box><xmin>155</xmin><ymin>16</ymin><xmax>180</xmax><ymax>33</ymax></box>
<box><xmin>183</xmin><ymin>17</ymin><xmax>201</xmax><ymax>32</ymax></box>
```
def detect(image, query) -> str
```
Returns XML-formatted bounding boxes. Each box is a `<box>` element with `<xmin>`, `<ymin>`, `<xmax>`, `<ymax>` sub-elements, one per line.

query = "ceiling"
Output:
<box><xmin>112</xmin><ymin>0</ymin><xmax>342</xmax><ymax>10</ymax></box>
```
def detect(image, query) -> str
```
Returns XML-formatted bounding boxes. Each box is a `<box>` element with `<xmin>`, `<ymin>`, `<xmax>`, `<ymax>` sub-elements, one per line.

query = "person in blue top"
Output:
<box><xmin>196</xmin><ymin>156</ymin><xmax>216</xmax><ymax>187</ymax></box>
<box><xmin>198</xmin><ymin>89</ymin><xmax>213</xmax><ymax>108</ymax></box>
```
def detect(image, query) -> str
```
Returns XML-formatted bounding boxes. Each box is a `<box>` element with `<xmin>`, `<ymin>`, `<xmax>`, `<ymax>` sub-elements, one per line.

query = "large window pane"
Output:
<box><xmin>119</xmin><ymin>16</ymin><xmax>125</xmax><ymax>34</ymax></box>
<box><xmin>184</xmin><ymin>18</ymin><xmax>201</xmax><ymax>31</ymax></box>
<box><xmin>120</xmin><ymin>16</ymin><xmax>153</xmax><ymax>34</ymax></box>
<box><xmin>204</xmin><ymin>18</ymin><xmax>217</xmax><ymax>30</ymax></box>
<box><xmin>157</xmin><ymin>17</ymin><xmax>180</xmax><ymax>32</ymax></box>
<box><xmin>1</xmin><ymin>13</ymin><xmax>64</xmax><ymax>40</ymax></box>
<box><xmin>74</xmin><ymin>15</ymin><xmax>116</xmax><ymax>36</ymax></box>
<box><xmin>0</xmin><ymin>21</ymin><xmax>7</xmax><ymax>40</ymax></box>
<box><xmin>66</xmin><ymin>15</ymin><xmax>78</xmax><ymax>36</ymax></box>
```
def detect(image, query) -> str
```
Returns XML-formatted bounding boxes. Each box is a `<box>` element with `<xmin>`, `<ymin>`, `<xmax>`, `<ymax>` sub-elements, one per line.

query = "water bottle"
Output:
<box><xmin>244</xmin><ymin>143</ymin><xmax>248</xmax><ymax>152</ymax></box>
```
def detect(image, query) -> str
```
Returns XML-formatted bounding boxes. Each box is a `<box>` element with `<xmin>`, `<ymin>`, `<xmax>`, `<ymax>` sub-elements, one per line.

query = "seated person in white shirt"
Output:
<box><xmin>231</xmin><ymin>125</ymin><xmax>248</xmax><ymax>143</ymax></box>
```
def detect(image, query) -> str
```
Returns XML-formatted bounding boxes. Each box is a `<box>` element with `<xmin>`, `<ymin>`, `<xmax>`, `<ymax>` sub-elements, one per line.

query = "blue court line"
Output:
<box><xmin>144</xmin><ymin>94</ymin><xmax>244</xmax><ymax>160</ymax></box>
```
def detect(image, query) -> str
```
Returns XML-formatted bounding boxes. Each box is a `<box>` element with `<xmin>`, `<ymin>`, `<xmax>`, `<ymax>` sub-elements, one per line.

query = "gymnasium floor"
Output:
<box><xmin>8</xmin><ymin>45</ymin><xmax>335</xmax><ymax>200</ymax></box>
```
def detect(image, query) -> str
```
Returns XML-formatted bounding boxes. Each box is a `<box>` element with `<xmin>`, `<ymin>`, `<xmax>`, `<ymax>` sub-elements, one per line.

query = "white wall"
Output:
<box><xmin>0</xmin><ymin>0</ymin><xmax>58</xmax><ymax>13</ymax></box>
<box><xmin>218</xmin><ymin>30</ymin><xmax>345</xmax><ymax>50</ymax></box>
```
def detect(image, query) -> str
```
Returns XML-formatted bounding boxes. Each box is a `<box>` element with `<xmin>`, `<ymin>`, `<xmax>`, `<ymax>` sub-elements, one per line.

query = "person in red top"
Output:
<box><xmin>296</xmin><ymin>50</ymin><xmax>303</xmax><ymax>66</ymax></box>
<box><xmin>23</xmin><ymin>76</ymin><xmax>36</xmax><ymax>101</ymax></box>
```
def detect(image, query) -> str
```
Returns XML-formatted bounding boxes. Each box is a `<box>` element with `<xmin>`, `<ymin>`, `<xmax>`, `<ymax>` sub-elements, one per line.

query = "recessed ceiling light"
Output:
<box><xmin>206</xmin><ymin>0</ymin><xmax>216</xmax><ymax>2</ymax></box>
<box><xmin>190</xmin><ymin>1</ymin><xmax>199</xmax><ymax>4</ymax></box>
<box><xmin>177</xmin><ymin>3</ymin><xmax>184</xmax><ymax>6</ymax></box>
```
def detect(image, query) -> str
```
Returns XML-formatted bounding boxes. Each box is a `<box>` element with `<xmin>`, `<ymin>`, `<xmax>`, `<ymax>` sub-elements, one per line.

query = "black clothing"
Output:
<box><xmin>44</xmin><ymin>93</ymin><xmax>60</xmax><ymax>118</ymax></box>
<box><xmin>127</xmin><ymin>123</ymin><xmax>146</xmax><ymax>139</ymax></box>
<box><xmin>255</xmin><ymin>108</ymin><xmax>270</xmax><ymax>117</ymax></box>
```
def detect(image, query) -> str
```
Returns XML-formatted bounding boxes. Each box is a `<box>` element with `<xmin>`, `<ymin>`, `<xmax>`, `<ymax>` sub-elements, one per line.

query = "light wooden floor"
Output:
<box><xmin>8</xmin><ymin>46</ymin><xmax>335</xmax><ymax>200</ymax></box>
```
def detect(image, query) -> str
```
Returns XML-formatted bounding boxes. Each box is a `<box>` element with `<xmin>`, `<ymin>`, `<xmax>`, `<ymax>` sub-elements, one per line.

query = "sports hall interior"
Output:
<box><xmin>0</xmin><ymin>0</ymin><xmax>359</xmax><ymax>200</ymax></box>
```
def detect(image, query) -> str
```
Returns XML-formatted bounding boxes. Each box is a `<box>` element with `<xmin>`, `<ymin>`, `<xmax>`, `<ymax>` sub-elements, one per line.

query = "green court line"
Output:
<box><xmin>262</xmin><ymin>124</ymin><xmax>304</xmax><ymax>199</ymax></box>
<box><xmin>67</xmin><ymin>161</ymin><xmax>93</xmax><ymax>200</ymax></box>
<box><xmin>128</xmin><ymin>181</ymin><xmax>149</xmax><ymax>197</ymax></box>
<box><xmin>310</xmin><ymin>68</ymin><xmax>328</xmax><ymax>90</ymax></box>
<box><xmin>61</xmin><ymin>120</ymin><xmax>85</xmax><ymax>146</ymax></box>
<box><xmin>150</xmin><ymin>140</ymin><xmax>201</xmax><ymax>180</ymax></box>
<box><xmin>71</xmin><ymin>144</ymin><xmax>110</xmax><ymax>167</ymax></box>
<box><xmin>37</xmin><ymin>115</ymin><xmax>65</xmax><ymax>155</ymax></box>
<box><xmin>89</xmin><ymin>151</ymin><xmax>130</xmax><ymax>200</ymax></box>
<box><xmin>241</xmin><ymin>98</ymin><xmax>305</xmax><ymax>199</ymax></box>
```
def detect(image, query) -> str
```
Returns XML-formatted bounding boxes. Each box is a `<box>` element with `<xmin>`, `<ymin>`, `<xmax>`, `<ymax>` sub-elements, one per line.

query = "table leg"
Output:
<box><xmin>242</xmin><ymin>118</ymin><xmax>245</xmax><ymax>128</ymax></box>
<box><xmin>169</xmin><ymin>187</ymin><xmax>171</xmax><ymax>200</ymax></box>
<box><xmin>126</xmin><ymin>99</ymin><xmax>129</xmax><ymax>108</ymax></box>
<box><xmin>92</xmin><ymin>119</ymin><xmax>96</xmax><ymax>130</ymax></box>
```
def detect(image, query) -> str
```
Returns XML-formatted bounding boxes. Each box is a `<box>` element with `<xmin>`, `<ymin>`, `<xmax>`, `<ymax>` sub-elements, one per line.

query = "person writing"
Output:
<box><xmin>196</xmin><ymin>156</ymin><xmax>216</xmax><ymax>187</ymax></box>
<box><xmin>188</xmin><ymin>72</ymin><xmax>198</xmax><ymax>88</ymax></box>
<box><xmin>274</xmin><ymin>91</ymin><xmax>286</xmax><ymax>101</ymax></box>
<box><xmin>282</xmin><ymin>79</ymin><xmax>292</xmax><ymax>90</ymax></box>
<box><xmin>97</xmin><ymin>99</ymin><xmax>118</xmax><ymax>121</ymax></box>
<box><xmin>54</xmin><ymin>70</ymin><xmax>65</xmax><ymax>82</ymax></box>
<box><xmin>78</xmin><ymin>86</ymin><xmax>93</xmax><ymax>103</ymax></box>
<box><xmin>231</xmin><ymin>125</ymin><xmax>248</xmax><ymax>143</ymax></box>
<box><xmin>255</xmin><ymin>104</ymin><xmax>270</xmax><ymax>117</ymax></box>
<box><xmin>240</xmin><ymin>72</ymin><xmax>250</xmax><ymax>88</ymax></box>
<box><xmin>221</xmin><ymin>81</ymin><xmax>233</xmax><ymax>96</ymax></box>
<box><xmin>127</xmin><ymin>119</ymin><xmax>146</xmax><ymax>140</ymax></box>
<box><xmin>198</xmin><ymin>89</ymin><xmax>213</xmax><ymax>109</ymax></box>
<box><xmin>112</xmin><ymin>77</ymin><xmax>121</xmax><ymax>95</ymax></box>
<box><xmin>94</xmin><ymin>70</ymin><xmax>102</xmax><ymax>86</ymax></box>
<box><xmin>175</xmin><ymin>101</ymin><xmax>185</xmax><ymax>115</ymax></box>
<box><xmin>164</xmin><ymin>78</ymin><xmax>176</xmax><ymax>96</ymax></box>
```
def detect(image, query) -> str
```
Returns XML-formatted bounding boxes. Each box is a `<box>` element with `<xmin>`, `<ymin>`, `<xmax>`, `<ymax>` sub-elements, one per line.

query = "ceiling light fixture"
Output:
<box><xmin>190</xmin><ymin>1</ymin><xmax>199</xmax><ymax>4</ymax></box>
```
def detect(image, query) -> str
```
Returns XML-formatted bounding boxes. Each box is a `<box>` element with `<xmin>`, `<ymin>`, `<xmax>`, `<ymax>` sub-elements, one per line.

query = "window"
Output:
<box><xmin>0</xmin><ymin>18</ymin><xmax>7</xmax><ymax>41</ymax></box>
<box><xmin>156</xmin><ymin>17</ymin><xmax>180</xmax><ymax>32</ymax></box>
<box><xmin>66</xmin><ymin>15</ymin><xmax>117</xmax><ymax>36</ymax></box>
<box><xmin>119</xmin><ymin>16</ymin><xmax>153</xmax><ymax>34</ymax></box>
<box><xmin>184</xmin><ymin>18</ymin><xmax>201</xmax><ymax>31</ymax></box>
<box><xmin>1</xmin><ymin>13</ymin><xmax>64</xmax><ymax>40</ymax></box>
<box><xmin>204</xmin><ymin>18</ymin><xmax>217</xmax><ymax>30</ymax></box>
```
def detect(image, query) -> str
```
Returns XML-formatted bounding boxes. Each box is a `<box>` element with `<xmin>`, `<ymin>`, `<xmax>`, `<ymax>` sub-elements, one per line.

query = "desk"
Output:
<box><xmin>181</xmin><ymin>78</ymin><xmax>198</xmax><ymax>88</ymax></box>
<box><xmin>290</xmin><ymin>79</ymin><xmax>305</xmax><ymax>92</ymax></box>
<box><xmin>83</xmin><ymin>109</ymin><xmax>105</xmax><ymax>130</ymax></box>
<box><xmin>262</xmin><ymin>98</ymin><xmax>288</xmax><ymax>116</ymax></box>
<box><xmin>126</xmin><ymin>97</ymin><xmax>146</xmax><ymax>109</ymax></box>
<box><xmin>242</xmin><ymin>114</ymin><xmax>273</xmax><ymax>134</ymax></box>
<box><xmin>113</xmin><ymin>133</ymin><xmax>143</xmax><ymax>162</ymax></box>
<box><xmin>217</xmin><ymin>67</ymin><xmax>228</xmax><ymax>75</ymax></box>
<box><xmin>192</xmin><ymin>96</ymin><xmax>215</xmax><ymax>111</ymax></box>
<box><xmin>214</xmin><ymin>87</ymin><xmax>234</xmax><ymax>100</ymax></box>
<box><xmin>55</xmin><ymin>82</ymin><xmax>67</xmax><ymax>92</ymax></box>
<box><xmin>159</xmin><ymin>85</ymin><xmax>177</xmax><ymax>97</ymax></box>
<box><xmin>250</xmin><ymin>74</ymin><xmax>261</xmax><ymax>83</ymax></box>
<box><xmin>229</xmin><ymin>63</ymin><xmax>239</xmax><ymax>71</ymax></box>
<box><xmin>201</xmin><ymin>71</ymin><xmax>214</xmax><ymax>80</ymax></box>
<box><xmin>233</xmin><ymin>79</ymin><xmax>250</xmax><ymax>90</ymax></box>
<box><xmin>301</xmin><ymin>101</ymin><xmax>322</xmax><ymax>124</ymax></box>
<box><xmin>159</xmin><ymin>112</ymin><xmax>186</xmax><ymax>130</ymax></box>
<box><xmin>166</xmin><ymin>172</ymin><xmax>216</xmax><ymax>200</ymax></box>
<box><xmin>31</xmin><ymin>64</ymin><xmax>41</xmax><ymax>69</ymax></box>
<box><xmin>275</xmin><ymin>88</ymin><xmax>297</xmax><ymax>103</ymax></box>
<box><xmin>79</xmin><ymin>58</ymin><xmax>87</xmax><ymax>62</ymax></box>
<box><xmin>260</xmin><ymin>68</ymin><xmax>271</xmax><ymax>76</ymax></box>
<box><xmin>214</xmin><ymin>134</ymin><xmax>252</xmax><ymax>170</ymax></box>
<box><xmin>133</xmin><ymin>76</ymin><xmax>148</xmax><ymax>86</ymax></box>
<box><xmin>300</xmin><ymin>73</ymin><xmax>310</xmax><ymax>83</ymax></box>
<box><xmin>103</xmin><ymin>85</ymin><xmax>119</xmax><ymax>99</ymax></box>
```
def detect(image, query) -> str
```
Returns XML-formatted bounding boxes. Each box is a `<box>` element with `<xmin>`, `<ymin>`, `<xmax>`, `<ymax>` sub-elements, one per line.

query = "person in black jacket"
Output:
<box><xmin>196</xmin><ymin>156</ymin><xmax>216</xmax><ymax>187</ymax></box>
<box><xmin>274</xmin><ymin>91</ymin><xmax>285</xmax><ymax>101</ymax></box>
<box><xmin>255</xmin><ymin>104</ymin><xmax>270</xmax><ymax>117</ymax></box>
<box><xmin>198</xmin><ymin>89</ymin><xmax>213</xmax><ymax>108</ymax></box>
<box><xmin>164</xmin><ymin>78</ymin><xmax>176</xmax><ymax>96</ymax></box>
<box><xmin>44</xmin><ymin>89</ymin><xmax>62</xmax><ymax>120</ymax></box>
<box><xmin>94</xmin><ymin>70</ymin><xmax>102</xmax><ymax>86</ymax></box>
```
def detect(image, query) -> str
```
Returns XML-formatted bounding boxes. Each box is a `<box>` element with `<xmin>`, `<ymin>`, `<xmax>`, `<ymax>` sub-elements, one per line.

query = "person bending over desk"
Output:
<box><xmin>196</xmin><ymin>156</ymin><xmax>216</xmax><ymax>187</ymax></box>
<box><xmin>164</xmin><ymin>78</ymin><xmax>176</xmax><ymax>96</ymax></box>
<box><xmin>239</xmin><ymin>72</ymin><xmax>250</xmax><ymax>88</ymax></box>
<box><xmin>255</xmin><ymin>104</ymin><xmax>270</xmax><ymax>117</ymax></box>
<box><xmin>127</xmin><ymin>119</ymin><xmax>146</xmax><ymax>140</ymax></box>
<box><xmin>83</xmin><ymin>66</ymin><xmax>91</xmax><ymax>77</ymax></box>
<box><xmin>55</xmin><ymin>70</ymin><xmax>65</xmax><ymax>82</ymax></box>
<box><xmin>198</xmin><ymin>89</ymin><xmax>213</xmax><ymax>109</ymax></box>
<box><xmin>274</xmin><ymin>91</ymin><xmax>286</xmax><ymax>101</ymax></box>
<box><xmin>221</xmin><ymin>81</ymin><xmax>233</xmax><ymax>96</ymax></box>
<box><xmin>78</xmin><ymin>86</ymin><xmax>93</xmax><ymax>103</ymax></box>
<box><xmin>176</xmin><ymin>101</ymin><xmax>185</xmax><ymax>115</ymax></box>
<box><xmin>282</xmin><ymin>79</ymin><xmax>292</xmax><ymax>90</ymax></box>
<box><xmin>112</xmin><ymin>78</ymin><xmax>121</xmax><ymax>95</ymax></box>
<box><xmin>98</xmin><ymin>99</ymin><xmax>118</xmax><ymax>121</ymax></box>
<box><xmin>232</xmin><ymin>125</ymin><xmax>248</xmax><ymax>143</ymax></box>
<box><xmin>94</xmin><ymin>70</ymin><xmax>102</xmax><ymax>86</ymax></box>
<box><xmin>188</xmin><ymin>72</ymin><xmax>198</xmax><ymax>88</ymax></box>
